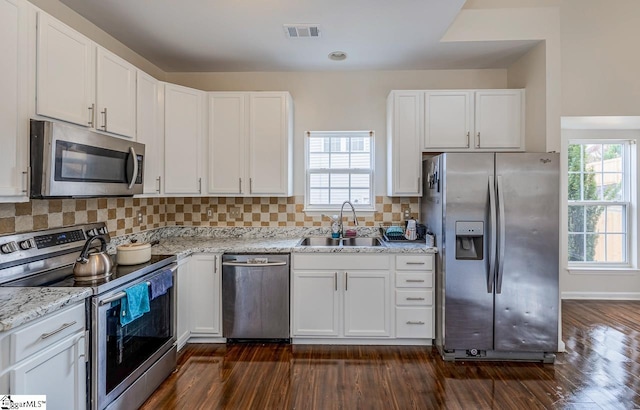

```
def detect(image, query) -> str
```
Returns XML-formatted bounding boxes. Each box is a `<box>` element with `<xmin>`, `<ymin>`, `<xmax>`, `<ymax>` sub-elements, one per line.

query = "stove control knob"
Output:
<box><xmin>86</xmin><ymin>228</ymin><xmax>99</xmax><ymax>237</ymax></box>
<box><xmin>98</xmin><ymin>227</ymin><xmax>108</xmax><ymax>235</ymax></box>
<box><xmin>0</xmin><ymin>241</ymin><xmax>19</xmax><ymax>254</ymax></box>
<box><xmin>19</xmin><ymin>239</ymin><xmax>35</xmax><ymax>250</ymax></box>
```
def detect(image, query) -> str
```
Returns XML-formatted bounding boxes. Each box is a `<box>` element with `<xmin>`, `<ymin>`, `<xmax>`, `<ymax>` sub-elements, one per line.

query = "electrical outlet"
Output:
<box><xmin>137</xmin><ymin>211</ymin><xmax>143</xmax><ymax>224</ymax></box>
<box><xmin>403</xmin><ymin>206</ymin><xmax>411</xmax><ymax>220</ymax></box>
<box><xmin>207</xmin><ymin>207</ymin><xmax>214</xmax><ymax>218</ymax></box>
<box><xmin>229</xmin><ymin>206</ymin><xmax>242</xmax><ymax>219</ymax></box>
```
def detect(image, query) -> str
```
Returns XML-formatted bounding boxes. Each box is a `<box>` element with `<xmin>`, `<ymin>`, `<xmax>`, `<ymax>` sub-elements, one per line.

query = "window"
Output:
<box><xmin>567</xmin><ymin>141</ymin><xmax>630</xmax><ymax>265</ymax></box>
<box><xmin>305</xmin><ymin>131</ymin><xmax>374</xmax><ymax>211</ymax></box>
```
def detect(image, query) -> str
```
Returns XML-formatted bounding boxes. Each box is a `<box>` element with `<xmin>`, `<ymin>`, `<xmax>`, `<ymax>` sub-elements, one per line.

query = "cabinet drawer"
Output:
<box><xmin>294</xmin><ymin>254</ymin><xmax>390</xmax><ymax>271</ymax></box>
<box><xmin>395</xmin><ymin>272</ymin><xmax>432</xmax><ymax>288</ymax></box>
<box><xmin>396</xmin><ymin>307</ymin><xmax>433</xmax><ymax>338</ymax></box>
<box><xmin>395</xmin><ymin>255</ymin><xmax>433</xmax><ymax>271</ymax></box>
<box><xmin>395</xmin><ymin>290</ymin><xmax>432</xmax><ymax>306</ymax></box>
<box><xmin>11</xmin><ymin>303</ymin><xmax>84</xmax><ymax>364</ymax></box>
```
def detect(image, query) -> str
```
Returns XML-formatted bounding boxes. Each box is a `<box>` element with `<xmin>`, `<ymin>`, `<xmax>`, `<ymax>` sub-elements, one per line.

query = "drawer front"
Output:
<box><xmin>395</xmin><ymin>272</ymin><xmax>433</xmax><ymax>288</ymax></box>
<box><xmin>294</xmin><ymin>254</ymin><xmax>390</xmax><ymax>271</ymax></box>
<box><xmin>11</xmin><ymin>303</ymin><xmax>85</xmax><ymax>363</ymax></box>
<box><xmin>395</xmin><ymin>290</ymin><xmax>432</xmax><ymax>306</ymax></box>
<box><xmin>395</xmin><ymin>255</ymin><xmax>433</xmax><ymax>271</ymax></box>
<box><xmin>396</xmin><ymin>307</ymin><xmax>433</xmax><ymax>338</ymax></box>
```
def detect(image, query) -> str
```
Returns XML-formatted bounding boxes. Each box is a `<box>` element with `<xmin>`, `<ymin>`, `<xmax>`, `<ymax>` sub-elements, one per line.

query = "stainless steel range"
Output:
<box><xmin>0</xmin><ymin>223</ymin><xmax>177</xmax><ymax>410</ymax></box>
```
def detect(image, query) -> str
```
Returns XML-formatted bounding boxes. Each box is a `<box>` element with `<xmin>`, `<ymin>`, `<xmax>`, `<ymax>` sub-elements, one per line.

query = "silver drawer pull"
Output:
<box><xmin>406</xmin><ymin>297</ymin><xmax>425</xmax><ymax>301</ymax></box>
<box><xmin>406</xmin><ymin>321</ymin><xmax>425</xmax><ymax>325</ymax></box>
<box><xmin>405</xmin><ymin>262</ymin><xmax>426</xmax><ymax>265</ymax></box>
<box><xmin>406</xmin><ymin>279</ymin><xmax>425</xmax><ymax>283</ymax></box>
<box><xmin>41</xmin><ymin>321</ymin><xmax>77</xmax><ymax>339</ymax></box>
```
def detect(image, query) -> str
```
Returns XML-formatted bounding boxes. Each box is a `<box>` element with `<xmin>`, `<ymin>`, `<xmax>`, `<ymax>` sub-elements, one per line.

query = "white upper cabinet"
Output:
<box><xmin>387</xmin><ymin>91</ymin><xmax>423</xmax><ymax>197</ymax></box>
<box><xmin>136</xmin><ymin>71</ymin><xmax>163</xmax><ymax>195</ymax></box>
<box><xmin>424</xmin><ymin>91</ymin><xmax>473</xmax><ymax>149</ymax></box>
<box><xmin>208</xmin><ymin>91</ymin><xmax>293</xmax><ymax>197</ymax></box>
<box><xmin>421</xmin><ymin>89</ymin><xmax>525</xmax><ymax>152</ymax></box>
<box><xmin>36</xmin><ymin>10</ymin><xmax>137</xmax><ymax>139</ymax></box>
<box><xmin>474</xmin><ymin>90</ymin><xmax>524</xmax><ymax>150</ymax></box>
<box><xmin>164</xmin><ymin>83</ymin><xmax>206</xmax><ymax>195</ymax></box>
<box><xmin>96</xmin><ymin>47</ymin><xmax>137</xmax><ymax>138</ymax></box>
<box><xmin>208</xmin><ymin>93</ymin><xmax>246</xmax><ymax>195</ymax></box>
<box><xmin>36</xmin><ymin>12</ymin><xmax>94</xmax><ymax>128</ymax></box>
<box><xmin>0</xmin><ymin>0</ymin><xmax>29</xmax><ymax>202</ymax></box>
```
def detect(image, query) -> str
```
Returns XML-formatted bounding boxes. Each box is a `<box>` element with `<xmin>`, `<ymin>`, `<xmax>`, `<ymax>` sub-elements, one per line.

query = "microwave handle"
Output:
<box><xmin>127</xmin><ymin>146</ymin><xmax>139</xmax><ymax>190</ymax></box>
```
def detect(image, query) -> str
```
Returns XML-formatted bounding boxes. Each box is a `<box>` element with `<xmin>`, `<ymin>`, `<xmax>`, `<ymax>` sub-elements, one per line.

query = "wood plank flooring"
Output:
<box><xmin>141</xmin><ymin>300</ymin><xmax>640</xmax><ymax>409</ymax></box>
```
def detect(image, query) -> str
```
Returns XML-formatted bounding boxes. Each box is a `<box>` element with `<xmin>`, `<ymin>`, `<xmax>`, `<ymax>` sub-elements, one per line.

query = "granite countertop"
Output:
<box><xmin>0</xmin><ymin>287</ymin><xmax>92</xmax><ymax>332</ymax></box>
<box><xmin>151</xmin><ymin>236</ymin><xmax>437</xmax><ymax>258</ymax></box>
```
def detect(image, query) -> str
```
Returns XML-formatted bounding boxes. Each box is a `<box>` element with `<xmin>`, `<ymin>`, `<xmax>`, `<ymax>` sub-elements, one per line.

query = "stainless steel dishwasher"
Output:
<box><xmin>222</xmin><ymin>254</ymin><xmax>290</xmax><ymax>341</ymax></box>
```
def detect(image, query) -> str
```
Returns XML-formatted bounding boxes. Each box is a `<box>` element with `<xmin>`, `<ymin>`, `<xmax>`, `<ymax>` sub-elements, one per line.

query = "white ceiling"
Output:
<box><xmin>58</xmin><ymin>0</ymin><xmax>539</xmax><ymax>72</ymax></box>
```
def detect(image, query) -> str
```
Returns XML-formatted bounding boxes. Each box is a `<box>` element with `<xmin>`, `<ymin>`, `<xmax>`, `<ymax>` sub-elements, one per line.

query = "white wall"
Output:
<box><xmin>166</xmin><ymin>70</ymin><xmax>507</xmax><ymax>195</ymax></box>
<box><xmin>507</xmin><ymin>41</ymin><xmax>547</xmax><ymax>152</ymax></box>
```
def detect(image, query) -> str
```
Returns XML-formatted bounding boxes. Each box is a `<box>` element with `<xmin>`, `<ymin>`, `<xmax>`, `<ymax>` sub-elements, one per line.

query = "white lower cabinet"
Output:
<box><xmin>292</xmin><ymin>254</ymin><xmax>391</xmax><ymax>339</ymax></box>
<box><xmin>394</xmin><ymin>255</ymin><xmax>435</xmax><ymax>339</ymax></box>
<box><xmin>176</xmin><ymin>253</ymin><xmax>222</xmax><ymax>350</ymax></box>
<box><xmin>0</xmin><ymin>303</ymin><xmax>86</xmax><ymax>410</ymax></box>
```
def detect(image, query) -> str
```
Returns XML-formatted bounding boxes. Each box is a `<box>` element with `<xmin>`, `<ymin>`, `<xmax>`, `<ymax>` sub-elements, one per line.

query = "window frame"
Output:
<box><xmin>304</xmin><ymin>130</ymin><xmax>375</xmax><ymax>212</ymax></box>
<box><xmin>563</xmin><ymin>130</ymin><xmax>639</xmax><ymax>272</ymax></box>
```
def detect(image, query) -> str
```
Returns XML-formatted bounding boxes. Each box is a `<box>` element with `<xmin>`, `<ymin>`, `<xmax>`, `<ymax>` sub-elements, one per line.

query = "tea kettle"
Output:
<box><xmin>73</xmin><ymin>235</ymin><xmax>113</xmax><ymax>279</ymax></box>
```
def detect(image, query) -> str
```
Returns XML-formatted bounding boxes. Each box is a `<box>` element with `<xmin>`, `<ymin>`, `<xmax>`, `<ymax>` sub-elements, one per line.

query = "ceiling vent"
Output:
<box><xmin>283</xmin><ymin>24</ymin><xmax>321</xmax><ymax>38</ymax></box>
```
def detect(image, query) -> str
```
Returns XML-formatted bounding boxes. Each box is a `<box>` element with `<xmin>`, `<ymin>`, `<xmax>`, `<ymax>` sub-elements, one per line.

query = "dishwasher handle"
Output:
<box><xmin>222</xmin><ymin>261</ymin><xmax>288</xmax><ymax>267</ymax></box>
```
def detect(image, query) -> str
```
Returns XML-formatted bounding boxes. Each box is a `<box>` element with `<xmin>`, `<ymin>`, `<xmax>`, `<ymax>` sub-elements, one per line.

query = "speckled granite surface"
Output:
<box><xmin>0</xmin><ymin>287</ymin><xmax>91</xmax><ymax>332</ymax></box>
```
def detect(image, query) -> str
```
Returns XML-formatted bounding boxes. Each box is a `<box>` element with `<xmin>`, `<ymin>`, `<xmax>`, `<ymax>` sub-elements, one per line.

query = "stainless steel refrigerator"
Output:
<box><xmin>422</xmin><ymin>153</ymin><xmax>559</xmax><ymax>363</ymax></box>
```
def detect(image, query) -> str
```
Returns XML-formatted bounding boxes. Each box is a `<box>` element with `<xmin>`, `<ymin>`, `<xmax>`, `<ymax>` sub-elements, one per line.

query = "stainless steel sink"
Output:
<box><xmin>296</xmin><ymin>237</ymin><xmax>385</xmax><ymax>247</ymax></box>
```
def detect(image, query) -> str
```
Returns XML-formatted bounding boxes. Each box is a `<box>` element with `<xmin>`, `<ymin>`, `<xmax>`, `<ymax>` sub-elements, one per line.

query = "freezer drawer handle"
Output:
<box><xmin>406</xmin><ymin>321</ymin><xmax>425</xmax><ymax>325</ymax></box>
<box><xmin>222</xmin><ymin>261</ymin><xmax>287</xmax><ymax>267</ymax></box>
<box><xmin>406</xmin><ymin>279</ymin><xmax>425</xmax><ymax>283</ymax></box>
<box><xmin>406</xmin><ymin>297</ymin><xmax>425</xmax><ymax>301</ymax></box>
<box><xmin>41</xmin><ymin>321</ymin><xmax>77</xmax><ymax>339</ymax></box>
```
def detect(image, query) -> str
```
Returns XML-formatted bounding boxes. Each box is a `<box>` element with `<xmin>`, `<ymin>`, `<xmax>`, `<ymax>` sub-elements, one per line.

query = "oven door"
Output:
<box><xmin>91</xmin><ymin>264</ymin><xmax>177</xmax><ymax>410</ymax></box>
<box><xmin>31</xmin><ymin>120</ymin><xmax>145</xmax><ymax>198</ymax></box>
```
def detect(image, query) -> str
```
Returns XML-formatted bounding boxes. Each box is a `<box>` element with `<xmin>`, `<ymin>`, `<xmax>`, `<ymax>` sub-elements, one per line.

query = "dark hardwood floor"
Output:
<box><xmin>141</xmin><ymin>301</ymin><xmax>640</xmax><ymax>409</ymax></box>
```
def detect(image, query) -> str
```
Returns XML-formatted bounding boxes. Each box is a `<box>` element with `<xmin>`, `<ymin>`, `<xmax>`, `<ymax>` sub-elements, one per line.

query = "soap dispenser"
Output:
<box><xmin>330</xmin><ymin>215</ymin><xmax>340</xmax><ymax>238</ymax></box>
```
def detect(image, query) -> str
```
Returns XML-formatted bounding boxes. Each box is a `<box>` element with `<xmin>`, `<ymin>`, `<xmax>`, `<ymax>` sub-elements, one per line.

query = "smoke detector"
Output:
<box><xmin>283</xmin><ymin>24</ymin><xmax>321</xmax><ymax>38</ymax></box>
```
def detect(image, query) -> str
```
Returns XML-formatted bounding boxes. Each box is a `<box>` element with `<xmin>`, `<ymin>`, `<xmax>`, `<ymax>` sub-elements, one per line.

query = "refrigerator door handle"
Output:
<box><xmin>488</xmin><ymin>175</ymin><xmax>497</xmax><ymax>293</ymax></box>
<box><xmin>496</xmin><ymin>175</ymin><xmax>506</xmax><ymax>294</ymax></box>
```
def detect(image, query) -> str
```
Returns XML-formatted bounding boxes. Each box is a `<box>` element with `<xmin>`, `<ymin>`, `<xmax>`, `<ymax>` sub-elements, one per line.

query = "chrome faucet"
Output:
<box><xmin>339</xmin><ymin>200</ymin><xmax>358</xmax><ymax>237</ymax></box>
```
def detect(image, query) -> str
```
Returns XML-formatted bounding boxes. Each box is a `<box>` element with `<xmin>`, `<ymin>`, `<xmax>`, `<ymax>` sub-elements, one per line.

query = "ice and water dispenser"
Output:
<box><xmin>455</xmin><ymin>221</ymin><xmax>483</xmax><ymax>260</ymax></box>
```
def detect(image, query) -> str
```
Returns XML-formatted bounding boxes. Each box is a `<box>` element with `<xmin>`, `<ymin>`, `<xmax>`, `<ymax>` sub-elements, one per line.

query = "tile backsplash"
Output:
<box><xmin>0</xmin><ymin>196</ymin><xmax>419</xmax><ymax>237</ymax></box>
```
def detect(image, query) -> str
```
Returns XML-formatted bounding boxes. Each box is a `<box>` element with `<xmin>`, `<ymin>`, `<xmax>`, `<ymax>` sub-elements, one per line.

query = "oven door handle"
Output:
<box><xmin>98</xmin><ymin>263</ymin><xmax>177</xmax><ymax>306</ymax></box>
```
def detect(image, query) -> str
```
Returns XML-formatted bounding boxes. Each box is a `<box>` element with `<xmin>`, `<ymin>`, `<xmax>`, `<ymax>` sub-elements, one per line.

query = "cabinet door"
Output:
<box><xmin>36</xmin><ymin>12</ymin><xmax>94</xmax><ymax>127</ymax></box>
<box><xmin>176</xmin><ymin>257</ymin><xmax>191</xmax><ymax>349</ymax></box>
<box><xmin>292</xmin><ymin>271</ymin><xmax>339</xmax><ymax>336</ymax></box>
<box><xmin>189</xmin><ymin>254</ymin><xmax>221</xmax><ymax>336</ymax></box>
<box><xmin>11</xmin><ymin>333</ymin><xmax>86</xmax><ymax>410</ymax></box>
<box><xmin>164</xmin><ymin>83</ymin><xmax>204</xmax><ymax>194</ymax></box>
<box><xmin>95</xmin><ymin>47</ymin><xmax>136</xmax><ymax>138</ymax></box>
<box><xmin>0</xmin><ymin>0</ymin><xmax>28</xmax><ymax>201</ymax></box>
<box><xmin>387</xmin><ymin>91</ymin><xmax>422</xmax><ymax>196</ymax></box>
<box><xmin>424</xmin><ymin>91</ymin><xmax>473</xmax><ymax>149</ymax></box>
<box><xmin>343</xmin><ymin>271</ymin><xmax>391</xmax><ymax>337</ymax></box>
<box><xmin>475</xmin><ymin>90</ymin><xmax>524</xmax><ymax>149</ymax></box>
<box><xmin>137</xmin><ymin>71</ymin><xmax>163</xmax><ymax>195</ymax></box>
<box><xmin>208</xmin><ymin>93</ymin><xmax>246</xmax><ymax>195</ymax></box>
<box><xmin>248</xmin><ymin>92</ymin><xmax>292</xmax><ymax>196</ymax></box>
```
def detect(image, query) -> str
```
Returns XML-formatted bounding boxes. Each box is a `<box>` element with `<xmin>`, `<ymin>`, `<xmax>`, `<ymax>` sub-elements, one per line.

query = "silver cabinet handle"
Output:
<box><xmin>239</xmin><ymin>178</ymin><xmax>242</xmax><ymax>194</ymax></box>
<box><xmin>198</xmin><ymin>177</ymin><xmax>202</xmax><ymax>194</ymax></box>
<box><xmin>214</xmin><ymin>255</ymin><xmax>217</xmax><ymax>274</ymax></box>
<box><xmin>406</xmin><ymin>279</ymin><xmax>425</xmax><ymax>283</ymax></box>
<box><xmin>334</xmin><ymin>272</ymin><xmax>337</xmax><ymax>291</ymax></box>
<box><xmin>21</xmin><ymin>167</ymin><xmax>30</xmax><ymax>194</ymax></box>
<box><xmin>405</xmin><ymin>262</ymin><xmax>425</xmax><ymax>265</ymax></box>
<box><xmin>406</xmin><ymin>297</ymin><xmax>425</xmax><ymax>301</ymax></box>
<box><xmin>41</xmin><ymin>321</ymin><xmax>77</xmax><ymax>339</ymax></box>
<box><xmin>101</xmin><ymin>107</ymin><xmax>108</xmax><ymax>131</ymax></box>
<box><xmin>466</xmin><ymin>131</ymin><xmax>470</xmax><ymax>148</ymax></box>
<box><xmin>406</xmin><ymin>321</ymin><xmax>425</xmax><ymax>325</ymax></box>
<box><xmin>345</xmin><ymin>272</ymin><xmax>348</xmax><ymax>291</ymax></box>
<box><xmin>476</xmin><ymin>131</ymin><xmax>480</xmax><ymax>147</ymax></box>
<box><xmin>88</xmin><ymin>104</ymin><xmax>95</xmax><ymax>127</ymax></box>
<box><xmin>156</xmin><ymin>176</ymin><xmax>161</xmax><ymax>193</ymax></box>
<box><xmin>249</xmin><ymin>178</ymin><xmax>253</xmax><ymax>194</ymax></box>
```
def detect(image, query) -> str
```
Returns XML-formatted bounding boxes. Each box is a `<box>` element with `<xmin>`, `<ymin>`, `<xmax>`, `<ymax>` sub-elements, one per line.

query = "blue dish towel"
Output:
<box><xmin>149</xmin><ymin>269</ymin><xmax>173</xmax><ymax>300</ymax></box>
<box><xmin>120</xmin><ymin>282</ymin><xmax>150</xmax><ymax>326</ymax></box>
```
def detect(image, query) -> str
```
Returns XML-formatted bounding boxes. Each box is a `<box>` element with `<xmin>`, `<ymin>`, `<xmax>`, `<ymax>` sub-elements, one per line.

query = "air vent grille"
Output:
<box><xmin>283</xmin><ymin>24</ymin><xmax>321</xmax><ymax>38</ymax></box>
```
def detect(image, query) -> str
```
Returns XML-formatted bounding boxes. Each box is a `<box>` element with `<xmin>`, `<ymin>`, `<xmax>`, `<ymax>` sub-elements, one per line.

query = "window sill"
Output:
<box><xmin>566</xmin><ymin>267</ymin><xmax>639</xmax><ymax>275</ymax></box>
<box><xmin>303</xmin><ymin>208</ymin><xmax>376</xmax><ymax>217</ymax></box>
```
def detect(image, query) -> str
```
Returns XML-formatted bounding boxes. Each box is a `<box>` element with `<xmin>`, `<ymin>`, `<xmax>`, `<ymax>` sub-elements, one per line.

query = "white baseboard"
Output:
<box><xmin>561</xmin><ymin>291</ymin><xmax>640</xmax><ymax>300</ymax></box>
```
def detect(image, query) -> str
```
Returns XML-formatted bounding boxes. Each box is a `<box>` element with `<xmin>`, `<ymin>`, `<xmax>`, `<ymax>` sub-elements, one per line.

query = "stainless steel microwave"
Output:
<box><xmin>30</xmin><ymin>120</ymin><xmax>145</xmax><ymax>198</ymax></box>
